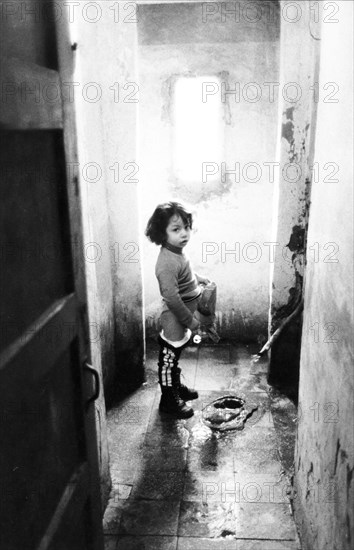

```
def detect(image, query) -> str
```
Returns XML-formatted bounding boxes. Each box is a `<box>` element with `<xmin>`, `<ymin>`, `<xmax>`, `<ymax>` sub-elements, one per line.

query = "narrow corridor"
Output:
<box><xmin>103</xmin><ymin>343</ymin><xmax>301</xmax><ymax>549</ymax></box>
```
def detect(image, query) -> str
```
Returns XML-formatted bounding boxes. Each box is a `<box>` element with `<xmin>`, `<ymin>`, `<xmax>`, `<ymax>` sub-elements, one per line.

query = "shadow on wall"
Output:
<box><xmin>268</xmin><ymin>316</ymin><xmax>302</xmax><ymax>404</ymax></box>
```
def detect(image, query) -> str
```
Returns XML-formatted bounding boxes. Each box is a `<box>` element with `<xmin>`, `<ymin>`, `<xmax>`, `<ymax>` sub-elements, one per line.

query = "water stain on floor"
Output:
<box><xmin>104</xmin><ymin>342</ymin><xmax>301</xmax><ymax>549</ymax></box>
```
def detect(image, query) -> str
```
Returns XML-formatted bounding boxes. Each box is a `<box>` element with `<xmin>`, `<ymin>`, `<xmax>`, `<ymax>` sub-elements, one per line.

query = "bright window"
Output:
<box><xmin>173</xmin><ymin>76</ymin><xmax>223</xmax><ymax>183</ymax></box>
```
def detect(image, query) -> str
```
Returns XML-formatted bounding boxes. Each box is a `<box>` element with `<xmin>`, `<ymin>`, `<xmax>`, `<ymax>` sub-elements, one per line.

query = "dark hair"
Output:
<box><xmin>145</xmin><ymin>201</ymin><xmax>193</xmax><ymax>245</ymax></box>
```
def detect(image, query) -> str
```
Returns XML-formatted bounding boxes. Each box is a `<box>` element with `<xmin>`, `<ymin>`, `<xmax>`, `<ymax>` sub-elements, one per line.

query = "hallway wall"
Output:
<box><xmin>73</xmin><ymin>2</ymin><xmax>145</xmax><ymax>397</ymax></box>
<box><xmin>71</xmin><ymin>1</ymin><xmax>145</xmax><ymax>504</ymax></box>
<box><xmin>267</xmin><ymin>0</ymin><xmax>321</xmax><ymax>391</ymax></box>
<box><xmin>137</xmin><ymin>1</ymin><xmax>280</xmax><ymax>341</ymax></box>
<box><xmin>294</xmin><ymin>2</ymin><xmax>354</xmax><ymax>548</ymax></box>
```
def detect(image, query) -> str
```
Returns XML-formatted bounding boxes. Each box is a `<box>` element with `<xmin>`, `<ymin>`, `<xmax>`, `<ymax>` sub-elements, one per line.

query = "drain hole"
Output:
<box><xmin>220</xmin><ymin>529</ymin><xmax>235</xmax><ymax>538</ymax></box>
<box><xmin>202</xmin><ymin>395</ymin><xmax>258</xmax><ymax>431</ymax></box>
<box><xmin>214</xmin><ymin>398</ymin><xmax>244</xmax><ymax>409</ymax></box>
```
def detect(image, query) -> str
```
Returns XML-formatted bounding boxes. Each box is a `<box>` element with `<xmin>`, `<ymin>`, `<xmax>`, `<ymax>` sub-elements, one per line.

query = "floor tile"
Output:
<box><xmin>236</xmin><ymin>503</ymin><xmax>297</xmax><ymax>540</ymax></box>
<box><xmin>229</xmin><ymin>372</ymin><xmax>269</xmax><ymax>393</ymax></box>
<box><xmin>233</xmin><ymin>473</ymin><xmax>291</xmax><ymax>504</ymax></box>
<box><xmin>187</xmin><ymin>438</ymin><xmax>235</xmax><ymax>472</ymax></box>
<box><xmin>109</xmin><ymin>483</ymin><xmax>133</xmax><ymax>502</ymax></box>
<box><xmin>229</xmin><ymin>345</ymin><xmax>253</xmax><ymax>365</ymax></box>
<box><xmin>119</xmin><ymin>500</ymin><xmax>180</xmax><ymax>536</ymax></box>
<box><xmin>103</xmin><ymin>503</ymin><xmax>125</xmax><ymax>535</ymax></box>
<box><xmin>198</xmin><ymin>345</ymin><xmax>232</xmax><ymax>364</ymax></box>
<box><xmin>249</xmin><ymin>355</ymin><xmax>269</xmax><ymax>375</ymax></box>
<box><xmin>131</xmin><ymin>469</ymin><xmax>185</xmax><ymax>500</ymax></box>
<box><xmin>139</xmin><ymin>445</ymin><xmax>187</xmax><ymax>471</ymax></box>
<box><xmin>108</xmin><ymin>424</ymin><xmax>147</xmax><ymax>449</ymax></box>
<box><xmin>194</xmin><ymin>364</ymin><xmax>237</xmax><ymax>391</ymax></box>
<box><xmin>116</xmin><ymin>535</ymin><xmax>177</xmax><ymax>549</ymax></box>
<box><xmin>178</xmin><ymin>501</ymin><xmax>237</xmax><ymax>538</ymax></box>
<box><xmin>104</xmin><ymin>344</ymin><xmax>300</xmax><ymax>549</ymax></box>
<box><xmin>183</xmin><ymin>469</ymin><xmax>240</xmax><ymax>503</ymax></box>
<box><xmin>109</xmin><ymin>441</ymin><xmax>145</xmax><ymax>471</ymax></box>
<box><xmin>107</xmin><ymin>392</ymin><xmax>156</xmax><ymax>423</ymax></box>
<box><xmin>194</xmin><ymin>347</ymin><xmax>237</xmax><ymax>391</ymax></box>
<box><xmin>236</xmin><ymin>540</ymin><xmax>300</xmax><ymax>550</ymax></box>
<box><xmin>147</xmin><ymin>397</ymin><xmax>192</xmax><ymax>431</ymax></box>
<box><xmin>104</xmin><ymin>535</ymin><xmax>118</xmax><ymax>550</ymax></box>
<box><xmin>144</xmin><ymin>429</ymin><xmax>191</xmax><ymax>449</ymax></box>
<box><xmin>229</xmin><ymin>426</ymin><xmax>278</xmax><ymax>452</ymax></box>
<box><xmin>232</xmin><ymin>446</ymin><xmax>282</xmax><ymax>475</ymax></box>
<box><xmin>177</xmin><ymin>536</ymin><xmax>237</xmax><ymax>549</ymax></box>
<box><xmin>178</xmin><ymin>355</ymin><xmax>198</xmax><ymax>381</ymax></box>
<box><xmin>110</xmin><ymin>468</ymin><xmax>136</xmax><ymax>486</ymax></box>
<box><xmin>270</xmin><ymin>392</ymin><xmax>298</xmax><ymax>475</ymax></box>
<box><xmin>182</xmin><ymin>345</ymin><xmax>200</xmax><ymax>358</ymax></box>
<box><xmin>145</xmin><ymin>414</ymin><xmax>191</xmax><ymax>448</ymax></box>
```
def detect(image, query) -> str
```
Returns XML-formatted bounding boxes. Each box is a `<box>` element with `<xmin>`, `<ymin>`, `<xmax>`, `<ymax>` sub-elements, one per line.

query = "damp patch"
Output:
<box><xmin>202</xmin><ymin>395</ymin><xmax>258</xmax><ymax>431</ymax></box>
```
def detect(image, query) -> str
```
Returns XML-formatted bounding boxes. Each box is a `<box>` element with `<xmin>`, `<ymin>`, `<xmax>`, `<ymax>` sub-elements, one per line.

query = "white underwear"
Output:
<box><xmin>159</xmin><ymin>328</ymin><xmax>192</xmax><ymax>348</ymax></box>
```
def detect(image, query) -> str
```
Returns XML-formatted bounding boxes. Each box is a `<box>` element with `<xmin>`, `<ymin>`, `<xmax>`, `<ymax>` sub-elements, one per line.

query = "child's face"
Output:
<box><xmin>165</xmin><ymin>215</ymin><xmax>191</xmax><ymax>248</ymax></box>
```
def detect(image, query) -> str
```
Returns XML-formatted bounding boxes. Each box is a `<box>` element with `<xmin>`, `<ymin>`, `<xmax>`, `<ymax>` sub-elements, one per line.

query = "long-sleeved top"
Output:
<box><xmin>155</xmin><ymin>242</ymin><xmax>201</xmax><ymax>328</ymax></box>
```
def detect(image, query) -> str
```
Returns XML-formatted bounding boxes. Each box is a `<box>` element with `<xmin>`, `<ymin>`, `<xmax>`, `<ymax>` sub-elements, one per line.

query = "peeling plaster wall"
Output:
<box><xmin>72</xmin><ymin>2</ymin><xmax>144</xmax><ymax>506</ymax></box>
<box><xmin>294</xmin><ymin>3</ymin><xmax>354</xmax><ymax>549</ymax></box>
<box><xmin>95</xmin><ymin>4</ymin><xmax>145</xmax><ymax>396</ymax></box>
<box><xmin>270</xmin><ymin>1</ymin><xmax>320</xmax><ymax>324</ymax></box>
<box><xmin>74</xmin><ymin>6</ymin><xmax>144</xmax><ymax>393</ymax></box>
<box><xmin>268</xmin><ymin>0</ymin><xmax>321</xmax><ymax>388</ymax></box>
<box><xmin>137</xmin><ymin>1</ymin><xmax>280</xmax><ymax>341</ymax></box>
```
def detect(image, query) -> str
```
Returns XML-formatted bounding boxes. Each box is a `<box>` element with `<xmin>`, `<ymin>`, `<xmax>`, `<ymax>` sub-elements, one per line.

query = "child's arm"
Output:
<box><xmin>195</xmin><ymin>273</ymin><xmax>211</xmax><ymax>286</ymax></box>
<box><xmin>157</xmin><ymin>269</ymin><xmax>200</xmax><ymax>330</ymax></box>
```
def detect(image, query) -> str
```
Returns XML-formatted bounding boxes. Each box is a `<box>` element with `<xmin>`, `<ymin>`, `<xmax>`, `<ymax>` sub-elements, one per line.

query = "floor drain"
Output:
<box><xmin>214</xmin><ymin>398</ymin><xmax>244</xmax><ymax>410</ymax></box>
<box><xmin>220</xmin><ymin>530</ymin><xmax>236</xmax><ymax>538</ymax></box>
<box><xmin>202</xmin><ymin>395</ymin><xmax>258</xmax><ymax>431</ymax></box>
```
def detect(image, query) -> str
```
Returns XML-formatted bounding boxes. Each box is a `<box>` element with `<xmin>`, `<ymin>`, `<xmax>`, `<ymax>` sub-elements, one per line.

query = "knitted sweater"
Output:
<box><xmin>155</xmin><ymin>242</ymin><xmax>201</xmax><ymax>328</ymax></box>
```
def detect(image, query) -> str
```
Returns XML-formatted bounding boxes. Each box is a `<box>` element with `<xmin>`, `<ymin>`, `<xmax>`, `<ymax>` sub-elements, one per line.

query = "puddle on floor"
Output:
<box><xmin>201</xmin><ymin>395</ymin><xmax>259</xmax><ymax>432</ymax></box>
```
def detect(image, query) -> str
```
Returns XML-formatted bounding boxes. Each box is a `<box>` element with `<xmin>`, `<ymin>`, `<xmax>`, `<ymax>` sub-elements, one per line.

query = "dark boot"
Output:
<box><xmin>175</xmin><ymin>367</ymin><xmax>199</xmax><ymax>401</ymax></box>
<box><xmin>157</xmin><ymin>336</ymin><xmax>194</xmax><ymax>418</ymax></box>
<box><xmin>159</xmin><ymin>386</ymin><xmax>194</xmax><ymax>418</ymax></box>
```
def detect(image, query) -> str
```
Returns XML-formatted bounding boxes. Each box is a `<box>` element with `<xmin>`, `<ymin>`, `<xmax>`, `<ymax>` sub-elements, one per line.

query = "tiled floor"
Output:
<box><xmin>103</xmin><ymin>342</ymin><xmax>301</xmax><ymax>550</ymax></box>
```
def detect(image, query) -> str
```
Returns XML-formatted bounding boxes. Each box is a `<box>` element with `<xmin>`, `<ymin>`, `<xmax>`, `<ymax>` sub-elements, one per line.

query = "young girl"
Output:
<box><xmin>145</xmin><ymin>201</ymin><xmax>210</xmax><ymax>418</ymax></box>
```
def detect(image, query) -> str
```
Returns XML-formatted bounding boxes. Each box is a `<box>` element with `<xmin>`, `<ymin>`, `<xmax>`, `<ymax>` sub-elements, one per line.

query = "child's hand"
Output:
<box><xmin>198</xmin><ymin>276</ymin><xmax>211</xmax><ymax>286</ymax></box>
<box><xmin>190</xmin><ymin>317</ymin><xmax>200</xmax><ymax>331</ymax></box>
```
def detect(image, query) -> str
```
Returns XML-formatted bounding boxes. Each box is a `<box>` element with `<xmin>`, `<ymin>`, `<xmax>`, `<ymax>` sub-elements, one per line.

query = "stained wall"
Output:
<box><xmin>294</xmin><ymin>2</ymin><xmax>354</xmax><ymax>548</ymax></box>
<box><xmin>268</xmin><ymin>0</ymin><xmax>321</xmax><ymax>390</ymax></box>
<box><xmin>137</xmin><ymin>1</ymin><xmax>280</xmax><ymax>341</ymax></box>
<box><xmin>70</xmin><ymin>0</ymin><xmax>144</xmax><ymax>504</ymax></box>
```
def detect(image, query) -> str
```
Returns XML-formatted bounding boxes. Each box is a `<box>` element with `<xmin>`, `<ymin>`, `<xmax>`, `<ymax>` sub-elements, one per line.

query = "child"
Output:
<box><xmin>145</xmin><ymin>201</ymin><xmax>210</xmax><ymax>418</ymax></box>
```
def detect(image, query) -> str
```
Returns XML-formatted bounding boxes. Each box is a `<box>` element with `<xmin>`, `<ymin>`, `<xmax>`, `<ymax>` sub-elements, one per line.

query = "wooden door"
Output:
<box><xmin>0</xmin><ymin>1</ymin><xmax>105</xmax><ymax>549</ymax></box>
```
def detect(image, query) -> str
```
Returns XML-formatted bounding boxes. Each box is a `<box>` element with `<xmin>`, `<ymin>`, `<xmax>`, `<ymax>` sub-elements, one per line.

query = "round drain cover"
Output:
<box><xmin>202</xmin><ymin>395</ymin><xmax>257</xmax><ymax>431</ymax></box>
